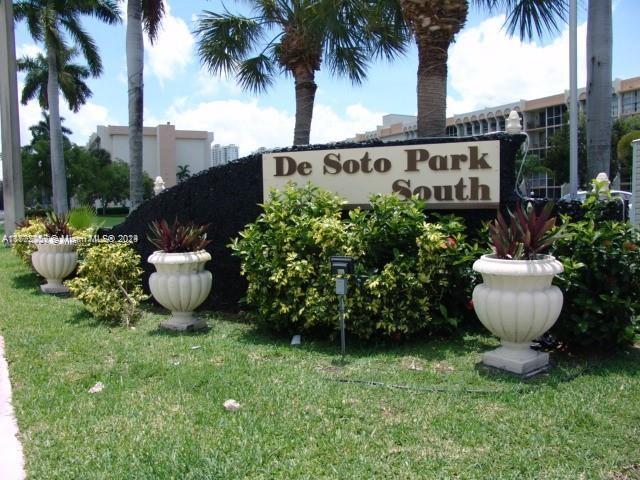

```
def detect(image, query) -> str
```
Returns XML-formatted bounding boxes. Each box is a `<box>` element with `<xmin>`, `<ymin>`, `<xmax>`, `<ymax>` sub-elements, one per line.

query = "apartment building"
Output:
<box><xmin>212</xmin><ymin>144</ymin><xmax>239</xmax><ymax>167</ymax></box>
<box><xmin>92</xmin><ymin>123</ymin><xmax>214</xmax><ymax>188</ymax></box>
<box><xmin>354</xmin><ymin>76</ymin><xmax>640</xmax><ymax>161</ymax></box>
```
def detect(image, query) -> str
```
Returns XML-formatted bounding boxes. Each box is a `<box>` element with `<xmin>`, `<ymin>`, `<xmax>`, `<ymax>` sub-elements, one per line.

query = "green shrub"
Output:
<box><xmin>231</xmin><ymin>184</ymin><xmax>478</xmax><ymax>340</ymax></box>
<box><xmin>550</xmin><ymin>218</ymin><xmax>640</xmax><ymax>348</ymax></box>
<box><xmin>11</xmin><ymin>218</ymin><xmax>46</xmax><ymax>266</ymax></box>
<box><xmin>67</xmin><ymin>242</ymin><xmax>148</xmax><ymax>326</ymax></box>
<box><xmin>231</xmin><ymin>184</ymin><xmax>349</xmax><ymax>334</ymax></box>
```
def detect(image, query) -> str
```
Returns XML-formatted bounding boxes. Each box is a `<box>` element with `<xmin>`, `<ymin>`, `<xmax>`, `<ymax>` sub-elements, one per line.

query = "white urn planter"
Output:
<box><xmin>148</xmin><ymin>250</ymin><xmax>212</xmax><ymax>331</ymax></box>
<box><xmin>31</xmin><ymin>238</ymin><xmax>78</xmax><ymax>294</ymax></box>
<box><xmin>472</xmin><ymin>254</ymin><xmax>564</xmax><ymax>375</ymax></box>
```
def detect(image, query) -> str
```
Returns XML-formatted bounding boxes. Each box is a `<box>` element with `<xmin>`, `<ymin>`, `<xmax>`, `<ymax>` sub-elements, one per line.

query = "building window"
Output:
<box><xmin>481</xmin><ymin>120</ymin><xmax>488</xmax><ymax>134</ymax></box>
<box><xmin>466</xmin><ymin>123</ymin><xmax>473</xmax><ymax>136</ymax></box>
<box><xmin>446</xmin><ymin>126</ymin><xmax>457</xmax><ymax>137</ymax></box>
<box><xmin>611</xmin><ymin>94</ymin><xmax>619</xmax><ymax>117</ymax></box>
<box><xmin>622</xmin><ymin>91</ymin><xmax>639</xmax><ymax>114</ymax></box>
<box><xmin>498</xmin><ymin>118</ymin><xmax>505</xmax><ymax>131</ymax></box>
<box><xmin>546</xmin><ymin>105</ymin><xmax>565</xmax><ymax>127</ymax></box>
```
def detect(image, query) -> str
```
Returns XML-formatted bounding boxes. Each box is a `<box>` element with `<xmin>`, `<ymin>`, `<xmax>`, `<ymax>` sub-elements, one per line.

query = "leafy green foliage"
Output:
<box><xmin>551</xmin><ymin>218</ymin><xmax>640</xmax><ymax>349</ymax></box>
<box><xmin>11</xmin><ymin>218</ymin><xmax>46</xmax><ymax>265</ymax></box>
<box><xmin>544</xmin><ymin>113</ymin><xmax>587</xmax><ymax>185</ymax></box>
<box><xmin>68</xmin><ymin>204</ymin><xmax>97</xmax><ymax>231</ymax></box>
<box><xmin>489</xmin><ymin>202</ymin><xmax>560</xmax><ymax>260</ymax></box>
<box><xmin>231</xmin><ymin>184</ymin><xmax>479</xmax><ymax>340</ymax></box>
<box><xmin>616</xmin><ymin>130</ymin><xmax>640</xmax><ymax>182</ymax></box>
<box><xmin>611</xmin><ymin>114</ymin><xmax>640</xmax><ymax>181</ymax></box>
<box><xmin>20</xmin><ymin>116</ymin><xmax>149</xmax><ymax>211</ymax></box>
<box><xmin>148</xmin><ymin>219</ymin><xmax>211</xmax><ymax>253</ymax></box>
<box><xmin>67</xmin><ymin>242</ymin><xmax>148</xmax><ymax>326</ymax></box>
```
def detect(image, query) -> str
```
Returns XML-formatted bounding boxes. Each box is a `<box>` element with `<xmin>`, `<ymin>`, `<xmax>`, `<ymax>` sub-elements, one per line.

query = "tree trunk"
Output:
<box><xmin>416</xmin><ymin>36</ymin><xmax>449</xmax><ymax>138</ymax></box>
<box><xmin>47</xmin><ymin>44</ymin><xmax>69</xmax><ymax>214</ymax></box>
<box><xmin>586</xmin><ymin>0</ymin><xmax>612</xmax><ymax>181</ymax></box>
<box><xmin>292</xmin><ymin>67</ymin><xmax>317</xmax><ymax>146</ymax></box>
<box><xmin>127</xmin><ymin>0</ymin><xmax>145</xmax><ymax>211</ymax></box>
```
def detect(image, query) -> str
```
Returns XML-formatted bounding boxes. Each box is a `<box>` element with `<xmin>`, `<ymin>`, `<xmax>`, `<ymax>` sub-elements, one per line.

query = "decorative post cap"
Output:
<box><xmin>505</xmin><ymin>110</ymin><xmax>522</xmax><ymax>134</ymax></box>
<box><xmin>153</xmin><ymin>176</ymin><xmax>166</xmax><ymax>196</ymax></box>
<box><xmin>593</xmin><ymin>172</ymin><xmax>610</xmax><ymax>191</ymax></box>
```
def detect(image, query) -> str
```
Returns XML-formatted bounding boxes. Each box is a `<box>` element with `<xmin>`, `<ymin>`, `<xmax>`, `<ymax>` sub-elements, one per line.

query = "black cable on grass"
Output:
<box><xmin>326</xmin><ymin>364</ymin><xmax>595</xmax><ymax>395</ymax></box>
<box><xmin>326</xmin><ymin>377</ymin><xmax>531</xmax><ymax>394</ymax></box>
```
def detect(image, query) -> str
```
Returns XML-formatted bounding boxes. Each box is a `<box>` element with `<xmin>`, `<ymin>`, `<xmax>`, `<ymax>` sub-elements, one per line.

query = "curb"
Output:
<box><xmin>0</xmin><ymin>336</ymin><xmax>26</xmax><ymax>480</ymax></box>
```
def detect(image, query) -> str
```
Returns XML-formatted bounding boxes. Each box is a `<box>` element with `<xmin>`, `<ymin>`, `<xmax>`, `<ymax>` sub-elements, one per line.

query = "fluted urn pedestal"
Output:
<box><xmin>148</xmin><ymin>251</ymin><xmax>212</xmax><ymax>331</ymax></box>
<box><xmin>472</xmin><ymin>254</ymin><xmax>564</xmax><ymax>375</ymax></box>
<box><xmin>31</xmin><ymin>239</ymin><xmax>78</xmax><ymax>294</ymax></box>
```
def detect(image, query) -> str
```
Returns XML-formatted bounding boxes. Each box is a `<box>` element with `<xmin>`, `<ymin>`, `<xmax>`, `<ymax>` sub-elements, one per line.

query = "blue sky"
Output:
<box><xmin>10</xmin><ymin>0</ymin><xmax>640</xmax><ymax>155</ymax></box>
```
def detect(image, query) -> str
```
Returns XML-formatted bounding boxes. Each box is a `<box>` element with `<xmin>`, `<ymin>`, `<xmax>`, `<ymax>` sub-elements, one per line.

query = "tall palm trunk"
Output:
<box><xmin>586</xmin><ymin>0</ymin><xmax>612</xmax><ymax>180</ymax></box>
<box><xmin>47</xmin><ymin>44</ymin><xmax>68</xmax><ymax>213</ymax></box>
<box><xmin>416</xmin><ymin>36</ymin><xmax>449</xmax><ymax>137</ymax></box>
<box><xmin>293</xmin><ymin>66</ymin><xmax>316</xmax><ymax>145</ymax></box>
<box><xmin>401</xmin><ymin>0</ymin><xmax>467</xmax><ymax>138</ymax></box>
<box><xmin>127</xmin><ymin>0</ymin><xmax>144</xmax><ymax>210</ymax></box>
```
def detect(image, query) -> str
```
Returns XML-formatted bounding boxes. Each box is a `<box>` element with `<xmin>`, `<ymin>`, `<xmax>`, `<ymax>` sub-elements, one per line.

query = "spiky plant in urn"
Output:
<box><xmin>472</xmin><ymin>203</ymin><xmax>564</xmax><ymax>375</ymax></box>
<box><xmin>31</xmin><ymin>212</ymin><xmax>78</xmax><ymax>294</ymax></box>
<box><xmin>147</xmin><ymin>219</ymin><xmax>212</xmax><ymax>331</ymax></box>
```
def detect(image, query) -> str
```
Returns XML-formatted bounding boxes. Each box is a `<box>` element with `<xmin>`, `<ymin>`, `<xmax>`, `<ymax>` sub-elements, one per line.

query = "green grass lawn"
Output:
<box><xmin>1</xmin><ymin>245</ymin><xmax>640</xmax><ymax>479</ymax></box>
<box><xmin>97</xmin><ymin>215</ymin><xmax>126</xmax><ymax>228</ymax></box>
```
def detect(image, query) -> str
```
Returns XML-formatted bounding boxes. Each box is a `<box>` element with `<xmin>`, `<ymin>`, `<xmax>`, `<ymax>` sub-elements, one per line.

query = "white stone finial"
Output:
<box><xmin>592</xmin><ymin>172</ymin><xmax>610</xmax><ymax>196</ymax></box>
<box><xmin>153</xmin><ymin>176</ymin><xmax>166</xmax><ymax>196</ymax></box>
<box><xmin>505</xmin><ymin>110</ymin><xmax>522</xmax><ymax>134</ymax></box>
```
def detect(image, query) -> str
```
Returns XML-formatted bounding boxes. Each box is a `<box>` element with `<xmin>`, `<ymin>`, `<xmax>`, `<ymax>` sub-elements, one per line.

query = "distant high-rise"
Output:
<box><xmin>212</xmin><ymin>144</ymin><xmax>239</xmax><ymax>167</ymax></box>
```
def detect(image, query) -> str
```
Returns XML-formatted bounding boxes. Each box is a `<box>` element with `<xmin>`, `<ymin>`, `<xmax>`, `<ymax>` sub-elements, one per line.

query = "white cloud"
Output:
<box><xmin>62</xmin><ymin>102</ymin><xmax>115</xmax><ymax>142</ymax></box>
<box><xmin>17</xmin><ymin>79</ymin><xmax>117</xmax><ymax>146</ymax></box>
<box><xmin>165</xmin><ymin>99</ymin><xmax>293</xmax><ymax>155</ymax></box>
<box><xmin>311</xmin><ymin>104</ymin><xmax>385</xmax><ymax>144</ymax></box>
<box><xmin>17</xmin><ymin>94</ymin><xmax>42</xmax><ymax>145</ymax></box>
<box><xmin>15</xmin><ymin>43</ymin><xmax>42</xmax><ymax>59</ymax></box>
<box><xmin>161</xmin><ymin>99</ymin><xmax>383</xmax><ymax>156</ymax></box>
<box><xmin>195</xmin><ymin>69</ymin><xmax>242</xmax><ymax>98</ymax></box>
<box><xmin>144</xmin><ymin>2</ymin><xmax>194</xmax><ymax>84</ymax></box>
<box><xmin>447</xmin><ymin>15</ymin><xmax>587</xmax><ymax>116</ymax></box>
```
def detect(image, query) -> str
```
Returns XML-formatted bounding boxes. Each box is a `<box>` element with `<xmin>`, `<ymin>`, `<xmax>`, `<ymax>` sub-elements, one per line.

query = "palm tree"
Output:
<box><xmin>18</xmin><ymin>49</ymin><xmax>93</xmax><ymax>113</ymax></box>
<box><xmin>176</xmin><ymin>164</ymin><xmax>191</xmax><ymax>183</ymax></box>
<box><xmin>127</xmin><ymin>0</ymin><xmax>165</xmax><ymax>211</ymax></box>
<box><xmin>14</xmin><ymin>0</ymin><xmax>121</xmax><ymax>214</ymax></box>
<box><xmin>28</xmin><ymin>111</ymin><xmax>73</xmax><ymax>143</ymax></box>
<box><xmin>194</xmin><ymin>0</ymin><xmax>407</xmax><ymax>146</ymax></box>
<box><xmin>585</xmin><ymin>0</ymin><xmax>612</xmax><ymax>180</ymax></box>
<box><xmin>399</xmin><ymin>0</ymin><xmax>567</xmax><ymax>137</ymax></box>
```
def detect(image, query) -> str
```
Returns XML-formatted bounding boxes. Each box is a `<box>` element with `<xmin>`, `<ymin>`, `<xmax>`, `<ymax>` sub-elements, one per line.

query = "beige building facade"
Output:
<box><xmin>92</xmin><ymin>123</ymin><xmax>214</xmax><ymax>187</ymax></box>
<box><xmin>354</xmin><ymin>76</ymin><xmax>640</xmax><ymax>161</ymax></box>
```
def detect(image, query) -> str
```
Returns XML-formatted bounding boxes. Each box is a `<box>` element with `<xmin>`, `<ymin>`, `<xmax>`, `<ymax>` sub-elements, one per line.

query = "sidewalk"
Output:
<box><xmin>0</xmin><ymin>336</ymin><xmax>26</xmax><ymax>480</ymax></box>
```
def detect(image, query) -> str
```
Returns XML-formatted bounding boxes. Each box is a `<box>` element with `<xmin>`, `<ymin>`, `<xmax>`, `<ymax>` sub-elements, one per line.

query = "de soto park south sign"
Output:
<box><xmin>262</xmin><ymin>140</ymin><xmax>501</xmax><ymax>208</ymax></box>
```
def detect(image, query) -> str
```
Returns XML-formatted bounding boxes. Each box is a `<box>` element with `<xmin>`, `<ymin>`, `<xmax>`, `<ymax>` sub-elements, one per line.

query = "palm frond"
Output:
<box><xmin>326</xmin><ymin>44</ymin><xmax>368</xmax><ymax>85</ymax></box>
<box><xmin>19</xmin><ymin>65</ymin><xmax>46</xmax><ymax>107</ymax></box>
<box><xmin>60</xmin><ymin>15</ymin><xmax>103</xmax><ymax>76</ymax></box>
<box><xmin>474</xmin><ymin>0</ymin><xmax>568</xmax><ymax>41</ymax></box>
<box><xmin>237</xmin><ymin>54</ymin><xmax>277</xmax><ymax>93</ymax></box>
<box><xmin>74</xmin><ymin>0</ymin><xmax>122</xmax><ymax>25</ymax></box>
<box><xmin>13</xmin><ymin>1</ymin><xmax>44</xmax><ymax>41</ymax></box>
<box><xmin>142</xmin><ymin>0</ymin><xmax>166</xmax><ymax>43</ymax></box>
<box><xmin>194</xmin><ymin>11</ymin><xmax>265</xmax><ymax>76</ymax></box>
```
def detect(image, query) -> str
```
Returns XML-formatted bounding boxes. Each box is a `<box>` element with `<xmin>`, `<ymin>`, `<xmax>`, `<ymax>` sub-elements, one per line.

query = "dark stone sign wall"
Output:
<box><xmin>110</xmin><ymin>133</ymin><xmax>525</xmax><ymax>311</ymax></box>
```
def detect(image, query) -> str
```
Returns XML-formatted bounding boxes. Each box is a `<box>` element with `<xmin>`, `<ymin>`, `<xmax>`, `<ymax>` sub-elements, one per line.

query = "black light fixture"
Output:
<box><xmin>330</xmin><ymin>256</ymin><xmax>354</xmax><ymax>356</ymax></box>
